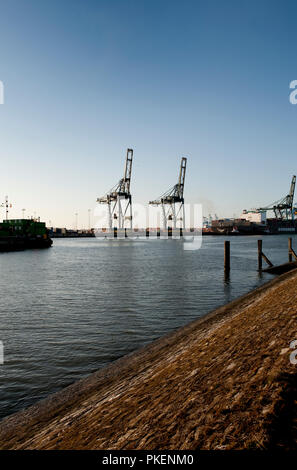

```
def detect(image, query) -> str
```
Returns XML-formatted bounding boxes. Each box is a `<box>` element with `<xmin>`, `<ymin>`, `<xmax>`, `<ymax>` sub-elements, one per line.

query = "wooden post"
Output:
<box><xmin>258</xmin><ymin>240</ymin><xmax>262</xmax><ymax>271</ymax></box>
<box><xmin>224</xmin><ymin>241</ymin><xmax>230</xmax><ymax>273</ymax></box>
<box><xmin>289</xmin><ymin>237</ymin><xmax>293</xmax><ymax>262</ymax></box>
<box><xmin>289</xmin><ymin>238</ymin><xmax>297</xmax><ymax>260</ymax></box>
<box><xmin>258</xmin><ymin>239</ymin><xmax>273</xmax><ymax>269</ymax></box>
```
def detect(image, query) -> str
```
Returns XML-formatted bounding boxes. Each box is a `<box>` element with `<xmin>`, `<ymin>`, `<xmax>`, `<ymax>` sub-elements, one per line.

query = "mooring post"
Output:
<box><xmin>258</xmin><ymin>239</ymin><xmax>273</xmax><ymax>270</ymax></box>
<box><xmin>289</xmin><ymin>237</ymin><xmax>293</xmax><ymax>262</ymax></box>
<box><xmin>258</xmin><ymin>239</ymin><xmax>262</xmax><ymax>271</ymax></box>
<box><xmin>224</xmin><ymin>240</ymin><xmax>230</xmax><ymax>273</ymax></box>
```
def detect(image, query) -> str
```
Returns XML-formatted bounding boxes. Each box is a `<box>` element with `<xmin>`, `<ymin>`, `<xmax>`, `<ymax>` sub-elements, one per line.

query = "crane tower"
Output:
<box><xmin>149</xmin><ymin>157</ymin><xmax>187</xmax><ymax>230</ymax></box>
<box><xmin>97</xmin><ymin>149</ymin><xmax>133</xmax><ymax>231</ymax></box>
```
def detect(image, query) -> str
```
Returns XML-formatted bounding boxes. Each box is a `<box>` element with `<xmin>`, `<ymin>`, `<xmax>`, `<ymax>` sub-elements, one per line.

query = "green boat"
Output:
<box><xmin>0</xmin><ymin>219</ymin><xmax>53</xmax><ymax>252</ymax></box>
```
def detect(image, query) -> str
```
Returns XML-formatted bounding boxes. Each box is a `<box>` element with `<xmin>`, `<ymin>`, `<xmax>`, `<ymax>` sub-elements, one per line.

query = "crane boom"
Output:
<box><xmin>122</xmin><ymin>148</ymin><xmax>133</xmax><ymax>194</ymax></box>
<box><xmin>289</xmin><ymin>175</ymin><xmax>296</xmax><ymax>204</ymax></box>
<box><xmin>149</xmin><ymin>157</ymin><xmax>187</xmax><ymax>205</ymax></box>
<box><xmin>177</xmin><ymin>157</ymin><xmax>187</xmax><ymax>199</ymax></box>
<box><xmin>149</xmin><ymin>156</ymin><xmax>188</xmax><ymax>230</ymax></box>
<box><xmin>257</xmin><ymin>174</ymin><xmax>296</xmax><ymax>220</ymax></box>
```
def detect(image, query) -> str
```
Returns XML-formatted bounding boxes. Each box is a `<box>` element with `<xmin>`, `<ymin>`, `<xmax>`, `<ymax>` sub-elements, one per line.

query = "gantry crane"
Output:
<box><xmin>97</xmin><ymin>149</ymin><xmax>133</xmax><ymax>230</ymax></box>
<box><xmin>149</xmin><ymin>157</ymin><xmax>187</xmax><ymax>230</ymax></box>
<box><xmin>257</xmin><ymin>175</ymin><xmax>296</xmax><ymax>220</ymax></box>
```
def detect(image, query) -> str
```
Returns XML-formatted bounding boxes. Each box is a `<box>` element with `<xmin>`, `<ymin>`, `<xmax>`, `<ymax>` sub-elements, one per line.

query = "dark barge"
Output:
<box><xmin>0</xmin><ymin>219</ymin><xmax>53</xmax><ymax>252</ymax></box>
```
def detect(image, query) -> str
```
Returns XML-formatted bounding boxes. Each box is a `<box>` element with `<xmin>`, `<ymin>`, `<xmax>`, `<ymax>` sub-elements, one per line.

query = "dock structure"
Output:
<box><xmin>1</xmin><ymin>270</ymin><xmax>297</xmax><ymax>450</ymax></box>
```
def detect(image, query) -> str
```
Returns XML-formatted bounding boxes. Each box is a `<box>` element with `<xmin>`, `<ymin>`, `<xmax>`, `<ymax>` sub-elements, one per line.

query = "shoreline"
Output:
<box><xmin>1</xmin><ymin>269</ymin><xmax>297</xmax><ymax>449</ymax></box>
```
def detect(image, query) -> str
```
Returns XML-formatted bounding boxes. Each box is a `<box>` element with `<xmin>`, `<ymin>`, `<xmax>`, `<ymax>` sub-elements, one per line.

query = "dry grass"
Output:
<box><xmin>0</xmin><ymin>270</ymin><xmax>297</xmax><ymax>450</ymax></box>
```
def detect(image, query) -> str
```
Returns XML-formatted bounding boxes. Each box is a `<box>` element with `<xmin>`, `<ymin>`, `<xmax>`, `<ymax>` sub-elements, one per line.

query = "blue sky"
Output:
<box><xmin>0</xmin><ymin>0</ymin><xmax>297</xmax><ymax>227</ymax></box>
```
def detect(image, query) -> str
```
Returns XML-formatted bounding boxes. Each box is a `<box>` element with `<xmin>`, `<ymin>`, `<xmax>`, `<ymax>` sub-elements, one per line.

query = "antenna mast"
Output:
<box><xmin>5</xmin><ymin>196</ymin><xmax>9</xmax><ymax>220</ymax></box>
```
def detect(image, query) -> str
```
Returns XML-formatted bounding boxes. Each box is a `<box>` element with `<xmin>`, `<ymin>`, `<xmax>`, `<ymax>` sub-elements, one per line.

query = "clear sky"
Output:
<box><xmin>0</xmin><ymin>0</ymin><xmax>297</xmax><ymax>228</ymax></box>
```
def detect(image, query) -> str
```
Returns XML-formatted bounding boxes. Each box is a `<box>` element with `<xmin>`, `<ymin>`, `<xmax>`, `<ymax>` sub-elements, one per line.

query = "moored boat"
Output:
<box><xmin>0</xmin><ymin>219</ymin><xmax>53</xmax><ymax>252</ymax></box>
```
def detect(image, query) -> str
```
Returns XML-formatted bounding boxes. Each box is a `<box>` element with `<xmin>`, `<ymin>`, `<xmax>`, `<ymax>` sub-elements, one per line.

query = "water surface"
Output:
<box><xmin>0</xmin><ymin>234</ymin><xmax>295</xmax><ymax>419</ymax></box>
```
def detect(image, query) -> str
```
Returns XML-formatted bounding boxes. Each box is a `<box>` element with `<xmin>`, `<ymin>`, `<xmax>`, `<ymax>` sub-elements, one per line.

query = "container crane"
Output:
<box><xmin>97</xmin><ymin>149</ymin><xmax>133</xmax><ymax>231</ymax></box>
<box><xmin>257</xmin><ymin>175</ymin><xmax>296</xmax><ymax>220</ymax></box>
<box><xmin>149</xmin><ymin>157</ymin><xmax>187</xmax><ymax>230</ymax></box>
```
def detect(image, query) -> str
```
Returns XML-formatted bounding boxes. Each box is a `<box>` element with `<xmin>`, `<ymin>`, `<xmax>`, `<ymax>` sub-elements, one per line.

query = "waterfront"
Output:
<box><xmin>0</xmin><ymin>235</ymin><xmax>296</xmax><ymax>420</ymax></box>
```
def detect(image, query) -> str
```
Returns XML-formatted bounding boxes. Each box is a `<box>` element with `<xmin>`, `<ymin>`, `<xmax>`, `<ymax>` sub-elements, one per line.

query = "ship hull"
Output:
<box><xmin>210</xmin><ymin>220</ymin><xmax>268</xmax><ymax>235</ymax></box>
<box><xmin>0</xmin><ymin>236</ymin><xmax>53</xmax><ymax>252</ymax></box>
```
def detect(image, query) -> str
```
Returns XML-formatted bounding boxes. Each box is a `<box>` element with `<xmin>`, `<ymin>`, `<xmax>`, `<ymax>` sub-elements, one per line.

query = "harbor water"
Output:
<box><xmin>0</xmin><ymin>235</ymin><xmax>296</xmax><ymax>420</ymax></box>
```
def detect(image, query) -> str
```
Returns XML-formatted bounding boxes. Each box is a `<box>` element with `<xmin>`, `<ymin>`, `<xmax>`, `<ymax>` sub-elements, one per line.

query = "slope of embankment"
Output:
<box><xmin>1</xmin><ymin>270</ymin><xmax>297</xmax><ymax>450</ymax></box>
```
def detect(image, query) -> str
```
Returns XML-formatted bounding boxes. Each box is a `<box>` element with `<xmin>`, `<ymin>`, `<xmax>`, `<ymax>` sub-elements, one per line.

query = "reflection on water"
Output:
<box><xmin>0</xmin><ymin>234</ymin><xmax>295</xmax><ymax>419</ymax></box>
